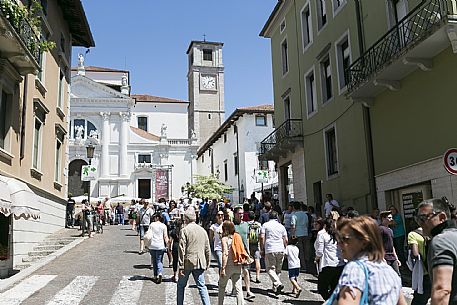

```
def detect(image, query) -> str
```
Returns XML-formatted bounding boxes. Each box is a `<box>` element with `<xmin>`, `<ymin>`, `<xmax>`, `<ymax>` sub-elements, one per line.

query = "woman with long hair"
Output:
<box><xmin>315</xmin><ymin>218</ymin><xmax>345</xmax><ymax>299</ymax></box>
<box><xmin>218</xmin><ymin>221</ymin><xmax>244</xmax><ymax>305</ymax></box>
<box><xmin>325</xmin><ymin>216</ymin><xmax>407</xmax><ymax>305</ymax></box>
<box><xmin>148</xmin><ymin>212</ymin><xmax>169</xmax><ymax>284</ymax></box>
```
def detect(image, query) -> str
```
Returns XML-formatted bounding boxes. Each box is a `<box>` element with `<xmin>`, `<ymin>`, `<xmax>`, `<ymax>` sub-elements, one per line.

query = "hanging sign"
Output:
<box><xmin>81</xmin><ymin>165</ymin><xmax>97</xmax><ymax>181</ymax></box>
<box><xmin>256</xmin><ymin>170</ymin><xmax>269</xmax><ymax>183</ymax></box>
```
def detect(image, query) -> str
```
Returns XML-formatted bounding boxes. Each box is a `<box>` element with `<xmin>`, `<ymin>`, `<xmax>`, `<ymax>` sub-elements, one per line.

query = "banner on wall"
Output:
<box><xmin>155</xmin><ymin>169</ymin><xmax>169</xmax><ymax>201</ymax></box>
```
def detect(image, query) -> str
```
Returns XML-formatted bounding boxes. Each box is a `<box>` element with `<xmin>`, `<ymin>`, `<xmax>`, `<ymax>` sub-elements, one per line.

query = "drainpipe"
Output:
<box><xmin>235</xmin><ymin>124</ymin><xmax>241</xmax><ymax>203</ymax></box>
<box><xmin>354</xmin><ymin>0</ymin><xmax>378</xmax><ymax>209</ymax></box>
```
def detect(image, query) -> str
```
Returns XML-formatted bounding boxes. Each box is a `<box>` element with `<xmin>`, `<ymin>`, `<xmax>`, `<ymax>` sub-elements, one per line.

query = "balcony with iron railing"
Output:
<box><xmin>346</xmin><ymin>0</ymin><xmax>457</xmax><ymax>101</ymax></box>
<box><xmin>259</xmin><ymin>119</ymin><xmax>303</xmax><ymax>162</ymax></box>
<box><xmin>0</xmin><ymin>0</ymin><xmax>41</xmax><ymax>75</ymax></box>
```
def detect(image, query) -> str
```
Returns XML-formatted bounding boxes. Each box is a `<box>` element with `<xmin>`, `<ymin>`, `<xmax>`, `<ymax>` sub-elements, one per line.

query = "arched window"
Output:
<box><xmin>71</xmin><ymin>119</ymin><xmax>98</xmax><ymax>139</ymax></box>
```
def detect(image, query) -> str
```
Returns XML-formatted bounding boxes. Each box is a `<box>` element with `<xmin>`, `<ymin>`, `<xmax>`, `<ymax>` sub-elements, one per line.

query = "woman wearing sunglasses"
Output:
<box><xmin>325</xmin><ymin>216</ymin><xmax>407</xmax><ymax>305</ymax></box>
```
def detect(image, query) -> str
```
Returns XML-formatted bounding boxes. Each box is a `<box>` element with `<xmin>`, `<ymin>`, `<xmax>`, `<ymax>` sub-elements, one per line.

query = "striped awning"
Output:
<box><xmin>0</xmin><ymin>176</ymin><xmax>40</xmax><ymax>220</ymax></box>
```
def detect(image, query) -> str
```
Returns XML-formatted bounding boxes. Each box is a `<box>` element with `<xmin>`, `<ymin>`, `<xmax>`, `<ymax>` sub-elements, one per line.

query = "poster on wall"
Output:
<box><xmin>402</xmin><ymin>191</ymin><xmax>424</xmax><ymax>233</ymax></box>
<box><xmin>155</xmin><ymin>169</ymin><xmax>169</xmax><ymax>201</ymax></box>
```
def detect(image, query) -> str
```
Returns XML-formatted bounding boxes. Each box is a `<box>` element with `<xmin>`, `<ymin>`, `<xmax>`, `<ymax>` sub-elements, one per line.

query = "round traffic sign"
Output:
<box><xmin>443</xmin><ymin>148</ymin><xmax>457</xmax><ymax>175</ymax></box>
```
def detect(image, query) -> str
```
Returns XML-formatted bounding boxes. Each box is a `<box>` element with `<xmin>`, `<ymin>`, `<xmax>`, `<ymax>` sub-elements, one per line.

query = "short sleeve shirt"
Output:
<box><xmin>139</xmin><ymin>207</ymin><xmax>154</xmax><ymax>226</ymax></box>
<box><xmin>408</xmin><ymin>230</ymin><xmax>428</xmax><ymax>275</ymax></box>
<box><xmin>335</xmin><ymin>257</ymin><xmax>402</xmax><ymax>305</ymax></box>
<box><xmin>210</xmin><ymin>223</ymin><xmax>222</xmax><ymax>251</ymax></box>
<box><xmin>284</xmin><ymin>245</ymin><xmax>300</xmax><ymax>269</ymax></box>
<box><xmin>261</xmin><ymin>220</ymin><xmax>287</xmax><ymax>254</ymax></box>
<box><xmin>379</xmin><ymin>225</ymin><xmax>396</xmax><ymax>262</ymax></box>
<box><xmin>290</xmin><ymin>211</ymin><xmax>309</xmax><ymax>237</ymax></box>
<box><xmin>392</xmin><ymin>214</ymin><xmax>405</xmax><ymax>238</ymax></box>
<box><xmin>148</xmin><ymin>221</ymin><xmax>168</xmax><ymax>250</ymax></box>
<box><xmin>234</xmin><ymin>222</ymin><xmax>249</xmax><ymax>251</ymax></box>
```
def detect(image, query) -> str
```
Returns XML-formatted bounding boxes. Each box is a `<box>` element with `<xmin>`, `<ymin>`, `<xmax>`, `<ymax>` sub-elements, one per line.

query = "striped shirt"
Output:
<box><xmin>333</xmin><ymin>256</ymin><xmax>402</xmax><ymax>305</ymax></box>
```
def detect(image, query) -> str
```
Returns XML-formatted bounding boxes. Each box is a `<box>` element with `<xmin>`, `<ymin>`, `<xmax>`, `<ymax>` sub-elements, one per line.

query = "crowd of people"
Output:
<box><xmin>66</xmin><ymin>192</ymin><xmax>457</xmax><ymax>305</ymax></box>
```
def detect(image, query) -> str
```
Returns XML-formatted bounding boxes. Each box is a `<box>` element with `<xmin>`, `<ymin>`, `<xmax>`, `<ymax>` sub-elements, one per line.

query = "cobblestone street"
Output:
<box><xmin>0</xmin><ymin>225</ymin><xmax>324</xmax><ymax>305</ymax></box>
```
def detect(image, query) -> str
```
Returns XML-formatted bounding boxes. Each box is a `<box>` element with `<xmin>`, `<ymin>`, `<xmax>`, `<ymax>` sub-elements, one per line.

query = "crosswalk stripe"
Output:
<box><xmin>108</xmin><ymin>276</ymin><xmax>143</xmax><ymax>305</ymax></box>
<box><xmin>0</xmin><ymin>275</ymin><xmax>57</xmax><ymax>305</ymax></box>
<box><xmin>46</xmin><ymin>275</ymin><xmax>98</xmax><ymax>305</ymax></box>
<box><xmin>165</xmin><ymin>278</ymin><xmax>177</xmax><ymax>305</ymax></box>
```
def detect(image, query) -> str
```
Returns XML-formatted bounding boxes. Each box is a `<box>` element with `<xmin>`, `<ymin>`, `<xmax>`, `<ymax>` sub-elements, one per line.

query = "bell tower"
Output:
<box><xmin>187</xmin><ymin>40</ymin><xmax>225</xmax><ymax>146</ymax></box>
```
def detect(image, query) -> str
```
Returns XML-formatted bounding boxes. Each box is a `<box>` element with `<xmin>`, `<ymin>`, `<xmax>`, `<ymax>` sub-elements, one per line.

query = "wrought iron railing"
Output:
<box><xmin>0</xmin><ymin>0</ymin><xmax>41</xmax><ymax>64</ymax></box>
<box><xmin>260</xmin><ymin>119</ymin><xmax>302</xmax><ymax>156</ymax></box>
<box><xmin>347</xmin><ymin>0</ymin><xmax>452</xmax><ymax>93</ymax></box>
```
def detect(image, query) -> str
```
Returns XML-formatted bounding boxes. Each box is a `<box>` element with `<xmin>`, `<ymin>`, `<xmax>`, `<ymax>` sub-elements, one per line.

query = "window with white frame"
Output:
<box><xmin>0</xmin><ymin>90</ymin><xmax>11</xmax><ymax>150</ymax></box>
<box><xmin>33</xmin><ymin>118</ymin><xmax>43</xmax><ymax>170</ymax></box>
<box><xmin>281</xmin><ymin>38</ymin><xmax>289</xmax><ymax>75</ymax></box>
<box><xmin>321</xmin><ymin>56</ymin><xmax>333</xmax><ymax>102</ymax></box>
<box><xmin>57</xmin><ymin>70</ymin><xmax>64</xmax><ymax>109</ymax></box>
<box><xmin>317</xmin><ymin>0</ymin><xmax>327</xmax><ymax>30</ymax></box>
<box><xmin>332</xmin><ymin>0</ymin><xmax>347</xmax><ymax>13</ymax></box>
<box><xmin>301</xmin><ymin>4</ymin><xmax>313</xmax><ymax>50</ymax></box>
<box><xmin>137</xmin><ymin>116</ymin><xmax>147</xmax><ymax>131</ymax></box>
<box><xmin>33</xmin><ymin>100</ymin><xmax>48</xmax><ymax>170</ymax></box>
<box><xmin>336</xmin><ymin>34</ymin><xmax>351</xmax><ymax>90</ymax></box>
<box><xmin>138</xmin><ymin>154</ymin><xmax>151</xmax><ymax>163</ymax></box>
<box><xmin>325</xmin><ymin>126</ymin><xmax>338</xmax><ymax>176</ymax></box>
<box><xmin>54</xmin><ymin>125</ymin><xmax>65</xmax><ymax>183</ymax></box>
<box><xmin>37</xmin><ymin>44</ymin><xmax>46</xmax><ymax>83</ymax></box>
<box><xmin>255</xmin><ymin>115</ymin><xmax>267</xmax><ymax>126</ymax></box>
<box><xmin>305</xmin><ymin>69</ymin><xmax>317</xmax><ymax>115</ymax></box>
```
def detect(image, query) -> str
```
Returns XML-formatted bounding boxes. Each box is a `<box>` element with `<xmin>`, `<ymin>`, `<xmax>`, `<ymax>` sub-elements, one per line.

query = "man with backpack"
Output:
<box><xmin>247</xmin><ymin>211</ymin><xmax>262</xmax><ymax>283</ymax></box>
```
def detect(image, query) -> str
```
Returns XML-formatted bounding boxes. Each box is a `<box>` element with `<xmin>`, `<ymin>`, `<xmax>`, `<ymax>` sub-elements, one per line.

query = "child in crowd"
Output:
<box><xmin>284</xmin><ymin>238</ymin><xmax>302</xmax><ymax>298</ymax></box>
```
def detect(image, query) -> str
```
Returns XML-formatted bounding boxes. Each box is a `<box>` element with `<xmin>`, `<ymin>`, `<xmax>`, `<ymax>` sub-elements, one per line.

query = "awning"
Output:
<box><xmin>0</xmin><ymin>176</ymin><xmax>40</xmax><ymax>220</ymax></box>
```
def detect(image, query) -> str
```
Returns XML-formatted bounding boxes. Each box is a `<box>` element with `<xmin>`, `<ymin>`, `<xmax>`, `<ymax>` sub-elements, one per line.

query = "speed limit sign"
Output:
<box><xmin>444</xmin><ymin>148</ymin><xmax>457</xmax><ymax>175</ymax></box>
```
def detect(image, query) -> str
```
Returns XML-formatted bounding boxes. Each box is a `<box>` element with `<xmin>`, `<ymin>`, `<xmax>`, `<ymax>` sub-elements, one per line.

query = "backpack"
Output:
<box><xmin>248</xmin><ymin>222</ymin><xmax>260</xmax><ymax>244</ymax></box>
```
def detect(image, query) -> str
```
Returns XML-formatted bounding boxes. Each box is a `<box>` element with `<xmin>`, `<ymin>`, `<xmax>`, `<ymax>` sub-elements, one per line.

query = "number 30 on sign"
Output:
<box><xmin>444</xmin><ymin>148</ymin><xmax>457</xmax><ymax>175</ymax></box>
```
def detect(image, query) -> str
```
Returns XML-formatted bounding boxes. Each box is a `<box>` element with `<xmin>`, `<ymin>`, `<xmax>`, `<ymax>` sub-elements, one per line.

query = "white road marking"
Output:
<box><xmin>0</xmin><ymin>275</ymin><xmax>57</xmax><ymax>305</ymax></box>
<box><xmin>165</xmin><ymin>278</ymin><xmax>177</xmax><ymax>305</ymax></box>
<box><xmin>108</xmin><ymin>276</ymin><xmax>143</xmax><ymax>305</ymax></box>
<box><xmin>46</xmin><ymin>275</ymin><xmax>98</xmax><ymax>305</ymax></box>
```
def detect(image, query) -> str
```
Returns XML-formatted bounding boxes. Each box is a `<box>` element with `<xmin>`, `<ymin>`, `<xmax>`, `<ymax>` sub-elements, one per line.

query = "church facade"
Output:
<box><xmin>68</xmin><ymin>41</ymin><xmax>225</xmax><ymax>201</ymax></box>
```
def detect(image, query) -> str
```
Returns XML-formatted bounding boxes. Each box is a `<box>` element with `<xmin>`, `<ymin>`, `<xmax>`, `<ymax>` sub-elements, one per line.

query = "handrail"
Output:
<box><xmin>260</xmin><ymin>119</ymin><xmax>302</xmax><ymax>155</ymax></box>
<box><xmin>346</xmin><ymin>0</ymin><xmax>451</xmax><ymax>93</ymax></box>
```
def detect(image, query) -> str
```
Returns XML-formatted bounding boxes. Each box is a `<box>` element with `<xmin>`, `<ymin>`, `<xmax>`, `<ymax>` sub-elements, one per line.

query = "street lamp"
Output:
<box><xmin>85</xmin><ymin>144</ymin><xmax>95</xmax><ymax>205</ymax></box>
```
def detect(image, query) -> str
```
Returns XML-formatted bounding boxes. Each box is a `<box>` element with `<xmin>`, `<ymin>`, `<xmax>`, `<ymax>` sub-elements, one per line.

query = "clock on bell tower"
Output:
<box><xmin>187</xmin><ymin>40</ymin><xmax>225</xmax><ymax>147</ymax></box>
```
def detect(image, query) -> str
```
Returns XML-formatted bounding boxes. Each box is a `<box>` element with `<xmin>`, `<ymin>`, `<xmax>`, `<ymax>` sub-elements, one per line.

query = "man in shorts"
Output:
<box><xmin>247</xmin><ymin>211</ymin><xmax>262</xmax><ymax>283</ymax></box>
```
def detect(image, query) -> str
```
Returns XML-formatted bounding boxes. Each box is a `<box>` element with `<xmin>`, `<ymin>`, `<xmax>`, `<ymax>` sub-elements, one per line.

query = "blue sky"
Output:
<box><xmin>72</xmin><ymin>1</ymin><xmax>277</xmax><ymax>114</ymax></box>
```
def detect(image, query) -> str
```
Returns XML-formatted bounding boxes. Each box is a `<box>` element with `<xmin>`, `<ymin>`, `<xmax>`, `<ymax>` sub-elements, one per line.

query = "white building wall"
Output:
<box><xmin>197</xmin><ymin>112</ymin><xmax>275</xmax><ymax>203</ymax></box>
<box><xmin>133</xmin><ymin>102</ymin><xmax>189</xmax><ymax>139</ymax></box>
<box><xmin>12</xmin><ymin>195</ymin><xmax>66</xmax><ymax>267</ymax></box>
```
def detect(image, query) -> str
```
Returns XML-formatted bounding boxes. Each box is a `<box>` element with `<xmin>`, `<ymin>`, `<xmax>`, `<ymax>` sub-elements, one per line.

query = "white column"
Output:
<box><xmin>119</xmin><ymin>112</ymin><xmax>130</xmax><ymax>177</ymax></box>
<box><xmin>100</xmin><ymin>112</ymin><xmax>110</xmax><ymax>177</ymax></box>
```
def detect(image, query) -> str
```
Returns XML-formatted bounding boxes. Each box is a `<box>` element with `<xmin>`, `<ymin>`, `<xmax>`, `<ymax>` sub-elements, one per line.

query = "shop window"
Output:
<box><xmin>0</xmin><ymin>214</ymin><xmax>10</xmax><ymax>261</ymax></box>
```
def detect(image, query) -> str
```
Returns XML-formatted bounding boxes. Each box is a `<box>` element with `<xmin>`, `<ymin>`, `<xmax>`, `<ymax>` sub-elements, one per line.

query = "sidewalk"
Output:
<box><xmin>0</xmin><ymin>227</ymin><xmax>87</xmax><ymax>292</ymax></box>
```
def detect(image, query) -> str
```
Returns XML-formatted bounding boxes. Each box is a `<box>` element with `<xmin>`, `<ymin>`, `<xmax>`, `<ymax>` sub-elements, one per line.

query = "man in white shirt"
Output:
<box><xmin>260</xmin><ymin>211</ymin><xmax>288</xmax><ymax>294</ymax></box>
<box><xmin>323</xmin><ymin>194</ymin><xmax>340</xmax><ymax>217</ymax></box>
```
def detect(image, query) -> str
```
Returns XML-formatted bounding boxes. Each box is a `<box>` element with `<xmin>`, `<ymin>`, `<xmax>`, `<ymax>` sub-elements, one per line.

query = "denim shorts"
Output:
<box><xmin>288</xmin><ymin>268</ymin><xmax>300</xmax><ymax>279</ymax></box>
<box><xmin>249</xmin><ymin>244</ymin><xmax>261</xmax><ymax>260</ymax></box>
<box><xmin>139</xmin><ymin>225</ymin><xmax>148</xmax><ymax>240</ymax></box>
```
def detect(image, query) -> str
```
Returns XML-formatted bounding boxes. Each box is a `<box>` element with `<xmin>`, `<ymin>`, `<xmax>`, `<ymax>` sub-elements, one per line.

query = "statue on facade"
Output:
<box><xmin>75</xmin><ymin>125</ymin><xmax>84</xmax><ymax>140</ymax></box>
<box><xmin>121</xmin><ymin>74</ymin><xmax>128</xmax><ymax>86</ymax></box>
<box><xmin>190</xmin><ymin>129</ymin><xmax>197</xmax><ymax>139</ymax></box>
<box><xmin>89</xmin><ymin>129</ymin><xmax>99</xmax><ymax>139</ymax></box>
<box><xmin>160</xmin><ymin>123</ymin><xmax>167</xmax><ymax>138</ymax></box>
<box><xmin>78</xmin><ymin>53</ymin><xmax>84</xmax><ymax>67</ymax></box>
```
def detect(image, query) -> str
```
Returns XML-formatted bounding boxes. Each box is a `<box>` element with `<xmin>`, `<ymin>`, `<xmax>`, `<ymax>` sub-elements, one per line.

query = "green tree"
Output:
<box><xmin>182</xmin><ymin>175</ymin><xmax>233</xmax><ymax>200</ymax></box>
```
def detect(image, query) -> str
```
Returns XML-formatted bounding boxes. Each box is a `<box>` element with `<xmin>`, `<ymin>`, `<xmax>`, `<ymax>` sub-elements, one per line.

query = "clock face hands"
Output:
<box><xmin>202</xmin><ymin>76</ymin><xmax>216</xmax><ymax>89</ymax></box>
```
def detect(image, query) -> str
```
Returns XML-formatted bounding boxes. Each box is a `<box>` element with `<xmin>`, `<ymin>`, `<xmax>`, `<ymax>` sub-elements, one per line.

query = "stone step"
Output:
<box><xmin>14</xmin><ymin>263</ymin><xmax>31</xmax><ymax>270</ymax></box>
<box><xmin>27</xmin><ymin>250</ymin><xmax>55</xmax><ymax>257</ymax></box>
<box><xmin>22</xmin><ymin>256</ymin><xmax>43</xmax><ymax>263</ymax></box>
<box><xmin>39</xmin><ymin>239</ymin><xmax>77</xmax><ymax>246</ymax></box>
<box><xmin>33</xmin><ymin>245</ymin><xmax>65</xmax><ymax>251</ymax></box>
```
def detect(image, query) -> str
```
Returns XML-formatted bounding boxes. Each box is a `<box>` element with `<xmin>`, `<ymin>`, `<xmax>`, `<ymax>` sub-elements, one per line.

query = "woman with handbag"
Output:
<box><xmin>218</xmin><ymin>221</ymin><xmax>244</xmax><ymax>305</ymax></box>
<box><xmin>325</xmin><ymin>216</ymin><xmax>407</xmax><ymax>305</ymax></box>
<box><xmin>146</xmin><ymin>212</ymin><xmax>169</xmax><ymax>284</ymax></box>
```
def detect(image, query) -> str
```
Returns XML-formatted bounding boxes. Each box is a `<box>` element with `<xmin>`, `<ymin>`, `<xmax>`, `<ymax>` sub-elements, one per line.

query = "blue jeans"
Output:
<box><xmin>117</xmin><ymin>213</ymin><xmax>124</xmax><ymax>225</ymax></box>
<box><xmin>214</xmin><ymin>250</ymin><xmax>222</xmax><ymax>269</ymax></box>
<box><xmin>149</xmin><ymin>249</ymin><xmax>165</xmax><ymax>277</ymax></box>
<box><xmin>177</xmin><ymin>269</ymin><xmax>210</xmax><ymax>305</ymax></box>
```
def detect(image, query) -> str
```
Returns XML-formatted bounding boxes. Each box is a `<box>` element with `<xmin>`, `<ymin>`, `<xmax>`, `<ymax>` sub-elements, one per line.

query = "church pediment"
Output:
<box><xmin>70</xmin><ymin>75</ymin><xmax>132</xmax><ymax>100</ymax></box>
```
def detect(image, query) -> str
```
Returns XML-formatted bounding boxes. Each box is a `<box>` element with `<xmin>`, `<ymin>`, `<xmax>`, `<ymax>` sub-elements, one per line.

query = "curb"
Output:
<box><xmin>0</xmin><ymin>236</ymin><xmax>87</xmax><ymax>292</ymax></box>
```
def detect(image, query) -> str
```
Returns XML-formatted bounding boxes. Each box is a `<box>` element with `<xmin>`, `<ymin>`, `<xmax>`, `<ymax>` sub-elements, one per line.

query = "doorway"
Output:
<box><xmin>68</xmin><ymin>159</ymin><xmax>88</xmax><ymax>197</ymax></box>
<box><xmin>313</xmin><ymin>181</ymin><xmax>323</xmax><ymax>217</ymax></box>
<box><xmin>138</xmin><ymin>179</ymin><xmax>151</xmax><ymax>199</ymax></box>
